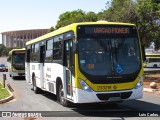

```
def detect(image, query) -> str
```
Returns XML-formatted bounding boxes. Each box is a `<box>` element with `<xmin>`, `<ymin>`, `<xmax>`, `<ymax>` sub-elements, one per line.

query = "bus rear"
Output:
<box><xmin>74</xmin><ymin>23</ymin><xmax>143</xmax><ymax>103</ymax></box>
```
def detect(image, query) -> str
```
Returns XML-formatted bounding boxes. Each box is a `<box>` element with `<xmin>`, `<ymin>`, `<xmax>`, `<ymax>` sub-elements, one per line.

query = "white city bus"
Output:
<box><xmin>145</xmin><ymin>53</ymin><xmax>160</xmax><ymax>68</ymax></box>
<box><xmin>25</xmin><ymin>22</ymin><xmax>144</xmax><ymax>106</ymax></box>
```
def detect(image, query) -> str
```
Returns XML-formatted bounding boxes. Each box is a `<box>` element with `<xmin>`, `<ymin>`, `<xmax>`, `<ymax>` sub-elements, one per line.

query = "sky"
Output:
<box><xmin>0</xmin><ymin>0</ymin><xmax>108</xmax><ymax>43</ymax></box>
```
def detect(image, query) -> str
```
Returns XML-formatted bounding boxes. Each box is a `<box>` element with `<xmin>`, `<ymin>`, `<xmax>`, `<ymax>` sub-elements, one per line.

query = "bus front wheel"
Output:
<box><xmin>58</xmin><ymin>84</ymin><xmax>70</xmax><ymax>107</ymax></box>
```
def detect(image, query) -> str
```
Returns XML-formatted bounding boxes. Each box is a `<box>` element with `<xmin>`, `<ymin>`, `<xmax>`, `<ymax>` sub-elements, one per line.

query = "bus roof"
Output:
<box><xmin>146</xmin><ymin>53</ymin><xmax>160</xmax><ymax>55</ymax></box>
<box><xmin>9</xmin><ymin>48</ymin><xmax>25</xmax><ymax>54</ymax></box>
<box><xmin>146</xmin><ymin>53</ymin><xmax>160</xmax><ymax>58</ymax></box>
<box><xmin>26</xmin><ymin>21</ymin><xmax>136</xmax><ymax>46</ymax></box>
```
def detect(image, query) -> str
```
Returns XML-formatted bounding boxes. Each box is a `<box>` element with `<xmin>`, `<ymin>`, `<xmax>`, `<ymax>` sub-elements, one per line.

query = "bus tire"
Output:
<box><xmin>58</xmin><ymin>84</ymin><xmax>70</xmax><ymax>107</ymax></box>
<box><xmin>33</xmin><ymin>76</ymin><xmax>41</xmax><ymax>94</ymax></box>
<box><xmin>153</xmin><ymin>64</ymin><xmax>157</xmax><ymax>68</ymax></box>
<box><xmin>12</xmin><ymin>76</ymin><xmax>16</xmax><ymax>80</ymax></box>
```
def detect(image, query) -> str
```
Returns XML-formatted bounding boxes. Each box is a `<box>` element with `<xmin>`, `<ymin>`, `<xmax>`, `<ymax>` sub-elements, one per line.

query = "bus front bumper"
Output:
<box><xmin>73</xmin><ymin>86</ymin><xmax>143</xmax><ymax>103</ymax></box>
<box><xmin>12</xmin><ymin>71</ymin><xmax>25</xmax><ymax>77</ymax></box>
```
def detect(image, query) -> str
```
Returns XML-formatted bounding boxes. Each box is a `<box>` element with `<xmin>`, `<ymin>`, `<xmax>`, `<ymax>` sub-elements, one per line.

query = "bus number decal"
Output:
<box><xmin>97</xmin><ymin>86</ymin><xmax>111</xmax><ymax>91</ymax></box>
<box><xmin>47</xmin><ymin>67</ymin><xmax>51</xmax><ymax>72</ymax></box>
<box><xmin>46</xmin><ymin>73</ymin><xmax>51</xmax><ymax>78</ymax></box>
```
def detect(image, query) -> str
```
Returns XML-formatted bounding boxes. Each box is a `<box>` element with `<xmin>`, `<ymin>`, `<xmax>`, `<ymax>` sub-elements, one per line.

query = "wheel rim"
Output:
<box><xmin>59</xmin><ymin>85</ymin><xmax>65</xmax><ymax>104</ymax></box>
<box><xmin>153</xmin><ymin>64</ymin><xmax>157</xmax><ymax>68</ymax></box>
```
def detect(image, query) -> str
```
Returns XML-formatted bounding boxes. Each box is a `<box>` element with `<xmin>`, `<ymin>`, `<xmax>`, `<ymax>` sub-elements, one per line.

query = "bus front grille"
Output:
<box><xmin>96</xmin><ymin>92</ymin><xmax>132</xmax><ymax>100</ymax></box>
<box><xmin>18</xmin><ymin>73</ymin><xmax>25</xmax><ymax>76</ymax></box>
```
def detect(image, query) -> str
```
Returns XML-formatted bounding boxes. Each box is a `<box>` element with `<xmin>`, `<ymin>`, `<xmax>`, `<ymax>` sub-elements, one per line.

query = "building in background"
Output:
<box><xmin>1</xmin><ymin>29</ymin><xmax>48</xmax><ymax>48</ymax></box>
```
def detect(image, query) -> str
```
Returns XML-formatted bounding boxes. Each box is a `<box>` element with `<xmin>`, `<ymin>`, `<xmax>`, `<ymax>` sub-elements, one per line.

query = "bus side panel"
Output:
<box><xmin>29</xmin><ymin>63</ymin><xmax>40</xmax><ymax>85</ymax></box>
<box><xmin>44</xmin><ymin>63</ymin><xmax>64</xmax><ymax>95</ymax></box>
<box><xmin>25</xmin><ymin>62</ymin><xmax>30</xmax><ymax>83</ymax></box>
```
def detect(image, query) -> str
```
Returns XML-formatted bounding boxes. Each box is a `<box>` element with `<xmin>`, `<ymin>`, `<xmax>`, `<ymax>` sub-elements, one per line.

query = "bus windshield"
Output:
<box><xmin>12</xmin><ymin>51</ymin><xmax>25</xmax><ymax>70</ymax></box>
<box><xmin>78</xmin><ymin>37</ymin><xmax>141</xmax><ymax>76</ymax></box>
<box><xmin>77</xmin><ymin>25</ymin><xmax>141</xmax><ymax>78</ymax></box>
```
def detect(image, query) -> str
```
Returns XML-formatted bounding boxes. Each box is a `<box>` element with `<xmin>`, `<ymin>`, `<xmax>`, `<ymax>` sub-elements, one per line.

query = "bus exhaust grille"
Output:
<box><xmin>96</xmin><ymin>92</ymin><xmax>132</xmax><ymax>100</ymax></box>
<box><xmin>48</xmin><ymin>82</ymin><xmax>54</xmax><ymax>93</ymax></box>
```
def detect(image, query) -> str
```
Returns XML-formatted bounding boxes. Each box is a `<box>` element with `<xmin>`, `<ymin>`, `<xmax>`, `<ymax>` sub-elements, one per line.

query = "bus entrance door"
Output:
<box><xmin>64</xmin><ymin>40</ymin><xmax>73</xmax><ymax>100</ymax></box>
<box><xmin>40</xmin><ymin>45</ymin><xmax>45</xmax><ymax>89</ymax></box>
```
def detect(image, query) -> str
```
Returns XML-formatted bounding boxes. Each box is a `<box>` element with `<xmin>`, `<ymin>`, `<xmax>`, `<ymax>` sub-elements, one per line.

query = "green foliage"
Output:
<box><xmin>135</xmin><ymin>0</ymin><xmax>160</xmax><ymax>49</ymax></box>
<box><xmin>0</xmin><ymin>44</ymin><xmax>19</xmax><ymax>57</ymax></box>
<box><xmin>84</xmin><ymin>12</ymin><xmax>98</xmax><ymax>22</ymax></box>
<box><xmin>55</xmin><ymin>9</ymin><xmax>85</xmax><ymax>29</ymax></box>
<box><xmin>0</xmin><ymin>82</ymin><xmax>10</xmax><ymax>100</ymax></box>
<box><xmin>98</xmin><ymin>0</ymin><xmax>160</xmax><ymax>49</ymax></box>
<box><xmin>48</xmin><ymin>0</ymin><xmax>160</xmax><ymax>49</ymax></box>
<box><xmin>55</xmin><ymin>9</ymin><xmax>98</xmax><ymax>29</ymax></box>
<box><xmin>99</xmin><ymin>0</ymin><xmax>137</xmax><ymax>23</ymax></box>
<box><xmin>48</xmin><ymin>26</ymin><xmax>55</xmax><ymax>33</ymax></box>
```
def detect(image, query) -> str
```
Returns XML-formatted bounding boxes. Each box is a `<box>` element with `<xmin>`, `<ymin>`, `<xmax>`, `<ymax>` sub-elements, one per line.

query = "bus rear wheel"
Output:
<box><xmin>153</xmin><ymin>64</ymin><xmax>157</xmax><ymax>68</ymax></box>
<box><xmin>33</xmin><ymin>76</ymin><xmax>41</xmax><ymax>94</ymax></box>
<box><xmin>58</xmin><ymin>84</ymin><xmax>70</xmax><ymax>107</ymax></box>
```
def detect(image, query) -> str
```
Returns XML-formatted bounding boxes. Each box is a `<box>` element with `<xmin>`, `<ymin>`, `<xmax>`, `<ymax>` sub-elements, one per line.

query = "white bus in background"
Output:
<box><xmin>7</xmin><ymin>48</ymin><xmax>25</xmax><ymax>79</ymax></box>
<box><xmin>145</xmin><ymin>53</ymin><xmax>160</xmax><ymax>68</ymax></box>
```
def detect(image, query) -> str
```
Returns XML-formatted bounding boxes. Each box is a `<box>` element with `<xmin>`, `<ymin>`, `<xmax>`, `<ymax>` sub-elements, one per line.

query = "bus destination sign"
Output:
<box><xmin>14</xmin><ymin>51</ymin><xmax>25</xmax><ymax>54</ymax></box>
<box><xmin>85</xmin><ymin>27</ymin><xmax>131</xmax><ymax>34</ymax></box>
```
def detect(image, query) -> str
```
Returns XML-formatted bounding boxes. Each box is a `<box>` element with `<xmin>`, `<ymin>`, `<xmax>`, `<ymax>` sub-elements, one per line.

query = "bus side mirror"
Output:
<box><xmin>73</xmin><ymin>41</ymin><xmax>78</xmax><ymax>53</ymax></box>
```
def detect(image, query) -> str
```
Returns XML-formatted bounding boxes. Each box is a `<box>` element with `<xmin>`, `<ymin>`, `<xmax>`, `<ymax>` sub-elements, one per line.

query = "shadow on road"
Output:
<box><xmin>119</xmin><ymin>99</ymin><xmax>160</xmax><ymax>111</ymax></box>
<box><xmin>69</xmin><ymin>99</ymin><xmax>160</xmax><ymax>117</ymax></box>
<box><xmin>28</xmin><ymin>86</ymin><xmax>160</xmax><ymax>117</ymax></box>
<box><xmin>41</xmin><ymin>91</ymin><xmax>160</xmax><ymax>117</ymax></box>
<box><xmin>41</xmin><ymin>91</ymin><xmax>57</xmax><ymax>101</ymax></box>
<box><xmin>12</xmin><ymin>76</ymin><xmax>25</xmax><ymax>81</ymax></box>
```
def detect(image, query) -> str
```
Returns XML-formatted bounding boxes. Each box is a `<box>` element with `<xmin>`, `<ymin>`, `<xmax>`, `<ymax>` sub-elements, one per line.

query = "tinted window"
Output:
<box><xmin>31</xmin><ymin>43</ymin><xmax>39</xmax><ymax>62</ymax></box>
<box><xmin>78</xmin><ymin>37</ymin><xmax>141</xmax><ymax>76</ymax></box>
<box><xmin>45</xmin><ymin>39</ymin><xmax>53</xmax><ymax>62</ymax></box>
<box><xmin>53</xmin><ymin>36</ymin><xmax>63</xmax><ymax>60</ymax></box>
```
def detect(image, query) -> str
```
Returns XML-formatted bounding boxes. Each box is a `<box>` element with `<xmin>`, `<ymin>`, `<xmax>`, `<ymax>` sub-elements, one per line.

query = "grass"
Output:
<box><xmin>0</xmin><ymin>82</ymin><xmax>10</xmax><ymax>100</ymax></box>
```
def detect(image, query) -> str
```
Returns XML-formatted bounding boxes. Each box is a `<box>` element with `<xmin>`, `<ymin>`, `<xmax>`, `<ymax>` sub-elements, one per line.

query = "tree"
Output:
<box><xmin>135</xmin><ymin>0</ymin><xmax>160</xmax><ymax>49</ymax></box>
<box><xmin>0</xmin><ymin>44</ymin><xmax>6</xmax><ymax>56</ymax></box>
<box><xmin>55</xmin><ymin>9</ymin><xmax>98</xmax><ymax>29</ymax></box>
<box><xmin>84</xmin><ymin>12</ymin><xmax>98</xmax><ymax>22</ymax></box>
<box><xmin>55</xmin><ymin>9</ymin><xmax>85</xmax><ymax>29</ymax></box>
<box><xmin>0</xmin><ymin>44</ymin><xmax>21</xmax><ymax>56</ymax></box>
<box><xmin>99</xmin><ymin>0</ymin><xmax>137</xmax><ymax>23</ymax></box>
<box><xmin>99</xmin><ymin>0</ymin><xmax>160</xmax><ymax>49</ymax></box>
<box><xmin>154</xmin><ymin>0</ymin><xmax>160</xmax><ymax>3</ymax></box>
<box><xmin>47</xmin><ymin>26</ymin><xmax>55</xmax><ymax>33</ymax></box>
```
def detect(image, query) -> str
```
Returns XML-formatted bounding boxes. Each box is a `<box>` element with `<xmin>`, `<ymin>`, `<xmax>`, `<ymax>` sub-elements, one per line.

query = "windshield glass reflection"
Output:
<box><xmin>78</xmin><ymin>37</ymin><xmax>140</xmax><ymax>76</ymax></box>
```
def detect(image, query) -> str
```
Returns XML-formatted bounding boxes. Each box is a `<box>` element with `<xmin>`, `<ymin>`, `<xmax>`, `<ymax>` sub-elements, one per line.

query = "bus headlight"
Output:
<box><xmin>78</xmin><ymin>78</ymin><xmax>92</xmax><ymax>92</ymax></box>
<box><xmin>134</xmin><ymin>76</ymin><xmax>144</xmax><ymax>89</ymax></box>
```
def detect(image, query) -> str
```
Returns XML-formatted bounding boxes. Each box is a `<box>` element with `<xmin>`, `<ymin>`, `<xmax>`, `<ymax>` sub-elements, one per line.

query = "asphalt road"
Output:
<box><xmin>1</xmin><ymin>71</ymin><xmax>160</xmax><ymax>120</ymax></box>
<box><xmin>0</xmin><ymin>57</ymin><xmax>160</xmax><ymax>120</ymax></box>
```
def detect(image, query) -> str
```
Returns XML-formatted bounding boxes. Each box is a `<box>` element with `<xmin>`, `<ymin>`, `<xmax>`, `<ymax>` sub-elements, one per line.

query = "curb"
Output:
<box><xmin>0</xmin><ymin>89</ymin><xmax>14</xmax><ymax>104</ymax></box>
<box><xmin>0</xmin><ymin>87</ymin><xmax>159</xmax><ymax>104</ymax></box>
<box><xmin>143</xmin><ymin>88</ymin><xmax>160</xmax><ymax>94</ymax></box>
